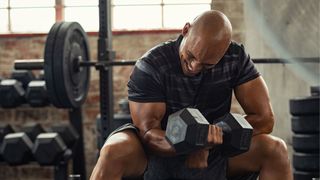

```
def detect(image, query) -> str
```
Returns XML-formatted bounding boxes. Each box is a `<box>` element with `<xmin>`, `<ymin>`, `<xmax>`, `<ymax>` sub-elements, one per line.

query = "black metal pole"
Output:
<box><xmin>252</xmin><ymin>57</ymin><xmax>320</xmax><ymax>64</ymax></box>
<box><xmin>69</xmin><ymin>108</ymin><xmax>87</xmax><ymax>179</ymax></box>
<box><xmin>98</xmin><ymin>0</ymin><xmax>114</xmax><ymax>149</ymax></box>
<box><xmin>54</xmin><ymin>161</ymin><xmax>68</xmax><ymax>180</ymax></box>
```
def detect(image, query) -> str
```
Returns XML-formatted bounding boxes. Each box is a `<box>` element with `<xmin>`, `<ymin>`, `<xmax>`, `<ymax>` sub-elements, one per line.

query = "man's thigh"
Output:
<box><xmin>227</xmin><ymin>134</ymin><xmax>287</xmax><ymax>178</ymax></box>
<box><xmin>103</xmin><ymin>125</ymin><xmax>148</xmax><ymax>178</ymax></box>
<box><xmin>227</xmin><ymin>134</ymin><xmax>265</xmax><ymax>177</ymax></box>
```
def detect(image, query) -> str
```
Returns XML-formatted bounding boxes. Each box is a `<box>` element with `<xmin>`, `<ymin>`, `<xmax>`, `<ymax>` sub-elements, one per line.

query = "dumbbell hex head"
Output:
<box><xmin>11</xmin><ymin>70</ymin><xmax>35</xmax><ymax>89</ymax></box>
<box><xmin>0</xmin><ymin>79</ymin><xmax>25</xmax><ymax>108</ymax></box>
<box><xmin>218</xmin><ymin>113</ymin><xmax>253</xmax><ymax>157</ymax></box>
<box><xmin>33</xmin><ymin>133</ymin><xmax>67</xmax><ymax>165</ymax></box>
<box><xmin>0</xmin><ymin>123</ymin><xmax>44</xmax><ymax>165</ymax></box>
<box><xmin>50</xmin><ymin>124</ymin><xmax>79</xmax><ymax>148</ymax></box>
<box><xmin>1</xmin><ymin>132</ymin><xmax>33</xmax><ymax>165</ymax></box>
<box><xmin>22</xmin><ymin>123</ymin><xmax>45</xmax><ymax>142</ymax></box>
<box><xmin>165</xmin><ymin>108</ymin><xmax>253</xmax><ymax>156</ymax></box>
<box><xmin>26</xmin><ymin>80</ymin><xmax>49</xmax><ymax>107</ymax></box>
<box><xmin>165</xmin><ymin>108</ymin><xmax>209</xmax><ymax>154</ymax></box>
<box><xmin>0</xmin><ymin>124</ymin><xmax>15</xmax><ymax>143</ymax></box>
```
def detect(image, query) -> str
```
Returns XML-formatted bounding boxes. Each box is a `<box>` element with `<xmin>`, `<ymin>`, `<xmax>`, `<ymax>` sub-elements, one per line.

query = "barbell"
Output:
<box><xmin>16</xmin><ymin>21</ymin><xmax>318</xmax><ymax>109</ymax></box>
<box><xmin>14</xmin><ymin>21</ymin><xmax>135</xmax><ymax>109</ymax></box>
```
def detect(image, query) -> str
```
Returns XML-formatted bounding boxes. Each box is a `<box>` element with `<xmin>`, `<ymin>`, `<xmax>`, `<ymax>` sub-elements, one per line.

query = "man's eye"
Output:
<box><xmin>187</xmin><ymin>57</ymin><xmax>195</xmax><ymax>62</ymax></box>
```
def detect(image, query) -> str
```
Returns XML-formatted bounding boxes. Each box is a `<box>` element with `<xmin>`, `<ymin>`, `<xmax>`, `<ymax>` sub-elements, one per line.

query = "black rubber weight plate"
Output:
<box><xmin>293</xmin><ymin>152</ymin><xmax>319</xmax><ymax>171</ymax></box>
<box><xmin>289</xmin><ymin>96</ymin><xmax>320</xmax><ymax>116</ymax></box>
<box><xmin>292</xmin><ymin>116</ymin><xmax>319</xmax><ymax>133</ymax></box>
<box><xmin>292</xmin><ymin>134</ymin><xmax>319</xmax><ymax>153</ymax></box>
<box><xmin>52</xmin><ymin>22</ymin><xmax>90</xmax><ymax>108</ymax></box>
<box><xmin>294</xmin><ymin>170</ymin><xmax>319</xmax><ymax>180</ymax></box>
<box><xmin>44</xmin><ymin>22</ymin><xmax>63</xmax><ymax>107</ymax></box>
<box><xmin>311</xmin><ymin>86</ymin><xmax>320</xmax><ymax>96</ymax></box>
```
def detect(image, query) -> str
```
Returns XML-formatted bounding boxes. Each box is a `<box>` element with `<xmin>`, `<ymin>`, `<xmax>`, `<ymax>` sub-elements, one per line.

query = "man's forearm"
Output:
<box><xmin>142</xmin><ymin>128</ymin><xmax>176</xmax><ymax>156</ymax></box>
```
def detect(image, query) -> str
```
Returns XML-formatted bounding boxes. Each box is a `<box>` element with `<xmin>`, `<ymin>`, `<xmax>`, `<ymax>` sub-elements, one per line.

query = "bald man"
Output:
<box><xmin>90</xmin><ymin>10</ymin><xmax>292</xmax><ymax>180</ymax></box>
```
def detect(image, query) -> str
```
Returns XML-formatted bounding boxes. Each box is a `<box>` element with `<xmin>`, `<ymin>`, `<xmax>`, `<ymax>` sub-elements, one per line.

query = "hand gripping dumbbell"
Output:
<box><xmin>165</xmin><ymin>108</ymin><xmax>253</xmax><ymax>156</ymax></box>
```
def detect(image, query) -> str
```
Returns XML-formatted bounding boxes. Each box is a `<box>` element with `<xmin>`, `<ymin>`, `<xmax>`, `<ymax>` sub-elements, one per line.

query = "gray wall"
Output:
<box><xmin>244</xmin><ymin>0</ymin><xmax>320</xmax><ymax>155</ymax></box>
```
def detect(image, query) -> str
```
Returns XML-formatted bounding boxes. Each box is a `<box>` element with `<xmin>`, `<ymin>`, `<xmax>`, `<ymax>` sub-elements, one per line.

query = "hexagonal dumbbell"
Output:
<box><xmin>33</xmin><ymin>124</ymin><xmax>79</xmax><ymax>165</ymax></box>
<box><xmin>11</xmin><ymin>70</ymin><xmax>35</xmax><ymax>89</ymax></box>
<box><xmin>165</xmin><ymin>108</ymin><xmax>253</xmax><ymax>156</ymax></box>
<box><xmin>0</xmin><ymin>123</ymin><xmax>44</xmax><ymax>165</ymax></box>
<box><xmin>26</xmin><ymin>80</ymin><xmax>49</xmax><ymax>107</ymax></box>
<box><xmin>0</xmin><ymin>124</ymin><xmax>15</xmax><ymax>162</ymax></box>
<box><xmin>0</xmin><ymin>79</ymin><xmax>25</xmax><ymax>108</ymax></box>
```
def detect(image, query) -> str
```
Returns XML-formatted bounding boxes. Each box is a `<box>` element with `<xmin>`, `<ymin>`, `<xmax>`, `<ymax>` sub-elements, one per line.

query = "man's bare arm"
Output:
<box><xmin>234</xmin><ymin>76</ymin><xmax>275</xmax><ymax>135</ymax></box>
<box><xmin>129</xmin><ymin>101</ymin><xmax>176</xmax><ymax>156</ymax></box>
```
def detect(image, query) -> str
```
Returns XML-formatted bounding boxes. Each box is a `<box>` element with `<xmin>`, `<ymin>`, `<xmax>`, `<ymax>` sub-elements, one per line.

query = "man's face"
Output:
<box><xmin>179</xmin><ymin>36</ymin><xmax>219</xmax><ymax>77</ymax></box>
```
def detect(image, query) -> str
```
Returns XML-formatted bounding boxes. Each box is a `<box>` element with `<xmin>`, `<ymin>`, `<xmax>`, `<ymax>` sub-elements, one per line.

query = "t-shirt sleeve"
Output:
<box><xmin>127</xmin><ymin>59</ymin><xmax>166</xmax><ymax>102</ymax></box>
<box><xmin>233</xmin><ymin>44</ymin><xmax>260</xmax><ymax>87</ymax></box>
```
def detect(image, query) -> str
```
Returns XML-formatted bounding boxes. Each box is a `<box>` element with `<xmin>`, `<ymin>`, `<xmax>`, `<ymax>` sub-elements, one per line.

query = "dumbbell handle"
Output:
<box><xmin>215</xmin><ymin>121</ymin><xmax>232</xmax><ymax>133</ymax></box>
<box><xmin>15</xmin><ymin>59</ymin><xmax>44</xmax><ymax>70</ymax></box>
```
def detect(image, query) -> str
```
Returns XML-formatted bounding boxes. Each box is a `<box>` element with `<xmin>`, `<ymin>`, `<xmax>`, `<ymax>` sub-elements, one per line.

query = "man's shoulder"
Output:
<box><xmin>224</xmin><ymin>41</ymin><xmax>246</xmax><ymax>57</ymax></box>
<box><xmin>137</xmin><ymin>38</ymin><xmax>180</xmax><ymax>72</ymax></box>
<box><xmin>141</xmin><ymin>38</ymin><xmax>178</xmax><ymax>60</ymax></box>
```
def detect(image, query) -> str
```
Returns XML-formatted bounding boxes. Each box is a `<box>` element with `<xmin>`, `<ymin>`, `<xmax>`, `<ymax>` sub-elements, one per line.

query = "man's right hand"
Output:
<box><xmin>185</xmin><ymin>148</ymin><xmax>209</xmax><ymax>169</ymax></box>
<box><xmin>207</xmin><ymin>124</ymin><xmax>223</xmax><ymax>148</ymax></box>
<box><xmin>185</xmin><ymin>125</ymin><xmax>222</xmax><ymax>169</ymax></box>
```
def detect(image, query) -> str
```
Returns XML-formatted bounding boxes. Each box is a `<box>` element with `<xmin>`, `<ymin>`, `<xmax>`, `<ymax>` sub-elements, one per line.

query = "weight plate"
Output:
<box><xmin>311</xmin><ymin>86</ymin><xmax>320</xmax><ymax>96</ymax></box>
<box><xmin>293</xmin><ymin>152</ymin><xmax>319</xmax><ymax>171</ymax></box>
<box><xmin>292</xmin><ymin>134</ymin><xmax>319</xmax><ymax>153</ymax></box>
<box><xmin>52</xmin><ymin>22</ymin><xmax>90</xmax><ymax>108</ymax></box>
<box><xmin>44</xmin><ymin>22</ymin><xmax>63</xmax><ymax>108</ymax></box>
<box><xmin>294</xmin><ymin>170</ymin><xmax>319</xmax><ymax>180</ymax></box>
<box><xmin>292</xmin><ymin>116</ymin><xmax>319</xmax><ymax>133</ymax></box>
<box><xmin>289</xmin><ymin>96</ymin><xmax>320</xmax><ymax>116</ymax></box>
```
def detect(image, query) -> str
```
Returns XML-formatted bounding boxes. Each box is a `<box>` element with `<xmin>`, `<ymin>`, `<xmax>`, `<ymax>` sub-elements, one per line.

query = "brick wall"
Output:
<box><xmin>0</xmin><ymin>32</ymin><xmax>180</xmax><ymax>179</ymax></box>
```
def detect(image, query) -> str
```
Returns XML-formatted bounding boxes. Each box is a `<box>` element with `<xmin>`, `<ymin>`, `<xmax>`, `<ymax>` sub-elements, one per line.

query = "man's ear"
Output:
<box><xmin>182</xmin><ymin>23</ymin><xmax>191</xmax><ymax>36</ymax></box>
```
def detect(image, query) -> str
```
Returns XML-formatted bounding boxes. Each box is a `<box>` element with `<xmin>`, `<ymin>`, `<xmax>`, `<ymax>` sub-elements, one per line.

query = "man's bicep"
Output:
<box><xmin>127</xmin><ymin>61</ymin><xmax>165</xmax><ymax>102</ymax></box>
<box><xmin>234</xmin><ymin>76</ymin><xmax>273</xmax><ymax>117</ymax></box>
<box><xmin>129</xmin><ymin>101</ymin><xmax>166</xmax><ymax>136</ymax></box>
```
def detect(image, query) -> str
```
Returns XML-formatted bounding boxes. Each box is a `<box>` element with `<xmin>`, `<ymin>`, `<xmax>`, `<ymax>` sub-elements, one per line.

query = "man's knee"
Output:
<box><xmin>101</xmin><ymin>130</ymin><xmax>144</xmax><ymax>162</ymax></box>
<box><xmin>253</xmin><ymin>134</ymin><xmax>289</xmax><ymax>161</ymax></box>
<box><xmin>90</xmin><ymin>130</ymin><xmax>145</xmax><ymax>180</ymax></box>
<box><xmin>99</xmin><ymin>130</ymin><xmax>147</xmax><ymax>176</ymax></box>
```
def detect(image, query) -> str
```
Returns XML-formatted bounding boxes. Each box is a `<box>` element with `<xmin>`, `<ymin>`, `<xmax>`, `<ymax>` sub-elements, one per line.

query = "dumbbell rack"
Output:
<box><xmin>0</xmin><ymin>108</ymin><xmax>86</xmax><ymax>180</ymax></box>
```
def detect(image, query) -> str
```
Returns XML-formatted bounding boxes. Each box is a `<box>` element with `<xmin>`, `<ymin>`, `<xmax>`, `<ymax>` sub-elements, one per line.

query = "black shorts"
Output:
<box><xmin>107</xmin><ymin>123</ymin><xmax>259</xmax><ymax>180</ymax></box>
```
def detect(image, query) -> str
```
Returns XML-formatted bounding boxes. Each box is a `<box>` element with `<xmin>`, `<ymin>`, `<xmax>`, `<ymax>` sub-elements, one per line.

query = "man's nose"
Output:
<box><xmin>190</xmin><ymin>61</ymin><xmax>202</xmax><ymax>71</ymax></box>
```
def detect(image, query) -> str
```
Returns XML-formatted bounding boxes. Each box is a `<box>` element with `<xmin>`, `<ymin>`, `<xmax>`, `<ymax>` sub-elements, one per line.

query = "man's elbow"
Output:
<box><xmin>261</xmin><ymin>112</ymin><xmax>275</xmax><ymax>134</ymax></box>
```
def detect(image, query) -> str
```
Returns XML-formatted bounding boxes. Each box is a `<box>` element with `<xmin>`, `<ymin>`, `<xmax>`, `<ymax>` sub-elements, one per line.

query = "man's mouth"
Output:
<box><xmin>185</xmin><ymin>61</ymin><xmax>192</xmax><ymax>71</ymax></box>
<box><xmin>184</xmin><ymin>61</ymin><xmax>198</xmax><ymax>76</ymax></box>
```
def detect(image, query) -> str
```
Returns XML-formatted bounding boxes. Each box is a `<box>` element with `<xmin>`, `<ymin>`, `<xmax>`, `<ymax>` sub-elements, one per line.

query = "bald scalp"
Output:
<box><xmin>190</xmin><ymin>10</ymin><xmax>232</xmax><ymax>43</ymax></box>
<box><xmin>180</xmin><ymin>10</ymin><xmax>233</xmax><ymax>65</ymax></box>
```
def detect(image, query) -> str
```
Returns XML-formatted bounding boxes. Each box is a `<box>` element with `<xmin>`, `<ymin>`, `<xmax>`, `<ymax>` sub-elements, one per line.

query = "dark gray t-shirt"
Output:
<box><xmin>128</xmin><ymin>35</ymin><xmax>260</xmax><ymax>129</ymax></box>
<box><xmin>127</xmin><ymin>36</ymin><xmax>260</xmax><ymax>179</ymax></box>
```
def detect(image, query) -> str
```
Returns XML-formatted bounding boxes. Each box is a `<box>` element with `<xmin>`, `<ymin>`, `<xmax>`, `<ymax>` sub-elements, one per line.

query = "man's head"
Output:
<box><xmin>179</xmin><ymin>10</ymin><xmax>232</xmax><ymax>76</ymax></box>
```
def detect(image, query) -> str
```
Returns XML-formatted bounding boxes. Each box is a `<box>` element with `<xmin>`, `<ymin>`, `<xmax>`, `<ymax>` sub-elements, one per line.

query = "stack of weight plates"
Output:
<box><xmin>290</xmin><ymin>86</ymin><xmax>320</xmax><ymax>180</ymax></box>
